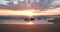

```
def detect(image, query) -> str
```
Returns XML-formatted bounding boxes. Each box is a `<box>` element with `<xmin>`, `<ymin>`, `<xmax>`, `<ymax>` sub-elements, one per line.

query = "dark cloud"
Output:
<box><xmin>0</xmin><ymin>0</ymin><xmax>60</xmax><ymax>10</ymax></box>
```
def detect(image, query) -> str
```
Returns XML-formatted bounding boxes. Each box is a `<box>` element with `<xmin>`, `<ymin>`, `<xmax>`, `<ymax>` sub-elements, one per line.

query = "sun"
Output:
<box><xmin>27</xmin><ymin>11</ymin><xmax>33</xmax><ymax>16</ymax></box>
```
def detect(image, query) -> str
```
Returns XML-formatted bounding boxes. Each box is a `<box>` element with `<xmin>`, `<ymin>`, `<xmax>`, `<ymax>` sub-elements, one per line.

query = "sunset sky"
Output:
<box><xmin>0</xmin><ymin>8</ymin><xmax>60</xmax><ymax>16</ymax></box>
<box><xmin>0</xmin><ymin>0</ymin><xmax>60</xmax><ymax>16</ymax></box>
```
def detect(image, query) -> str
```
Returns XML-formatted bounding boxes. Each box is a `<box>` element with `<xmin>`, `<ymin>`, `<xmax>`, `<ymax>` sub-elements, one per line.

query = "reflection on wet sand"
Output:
<box><xmin>0</xmin><ymin>24</ymin><xmax>60</xmax><ymax>32</ymax></box>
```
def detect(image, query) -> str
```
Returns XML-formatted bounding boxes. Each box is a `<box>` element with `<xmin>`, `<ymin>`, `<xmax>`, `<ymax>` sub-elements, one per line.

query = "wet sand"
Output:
<box><xmin>0</xmin><ymin>24</ymin><xmax>60</xmax><ymax>32</ymax></box>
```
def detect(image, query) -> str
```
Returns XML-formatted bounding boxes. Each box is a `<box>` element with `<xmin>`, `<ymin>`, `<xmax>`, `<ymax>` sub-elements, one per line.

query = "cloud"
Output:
<box><xmin>0</xmin><ymin>0</ymin><xmax>60</xmax><ymax>10</ymax></box>
<box><xmin>0</xmin><ymin>0</ymin><xmax>10</xmax><ymax>5</ymax></box>
<box><xmin>52</xmin><ymin>0</ymin><xmax>60</xmax><ymax>5</ymax></box>
<box><xmin>50</xmin><ymin>0</ymin><xmax>60</xmax><ymax>8</ymax></box>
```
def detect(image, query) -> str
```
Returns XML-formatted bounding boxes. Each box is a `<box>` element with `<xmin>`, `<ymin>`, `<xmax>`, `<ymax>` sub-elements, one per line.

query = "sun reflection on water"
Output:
<box><xmin>26</xmin><ymin>21</ymin><xmax>34</xmax><ymax>25</ymax></box>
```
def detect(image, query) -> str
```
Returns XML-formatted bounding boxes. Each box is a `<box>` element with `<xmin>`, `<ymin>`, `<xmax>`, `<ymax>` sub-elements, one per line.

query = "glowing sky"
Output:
<box><xmin>0</xmin><ymin>0</ymin><xmax>60</xmax><ymax>16</ymax></box>
<box><xmin>0</xmin><ymin>8</ymin><xmax>60</xmax><ymax>16</ymax></box>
